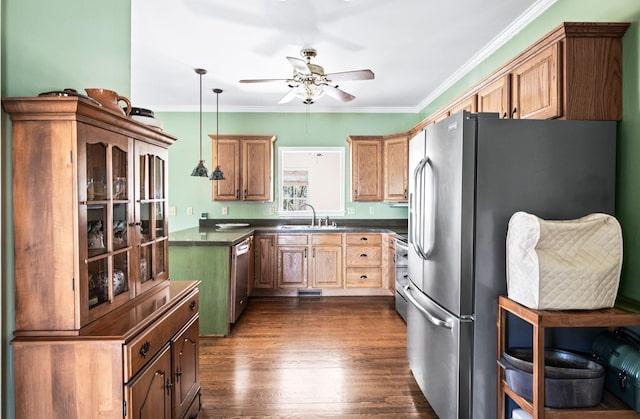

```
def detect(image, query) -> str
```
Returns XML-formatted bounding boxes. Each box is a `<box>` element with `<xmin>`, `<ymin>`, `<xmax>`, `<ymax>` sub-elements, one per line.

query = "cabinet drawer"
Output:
<box><xmin>124</xmin><ymin>290</ymin><xmax>199</xmax><ymax>381</ymax></box>
<box><xmin>312</xmin><ymin>233</ymin><xmax>343</xmax><ymax>246</ymax></box>
<box><xmin>277</xmin><ymin>234</ymin><xmax>308</xmax><ymax>245</ymax></box>
<box><xmin>346</xmin><ymin>246</ymin><xmax>382</xmax><ymax>266</ymax></box>
<box><xmin>346</xmin><ymin>233</ymin><xmax>382</xmax><ymax>246</ymax></box>
<box><xmin>346</xmin><ymin>268</ymin><xmax>382</xmax><ymax>288</ymax></box>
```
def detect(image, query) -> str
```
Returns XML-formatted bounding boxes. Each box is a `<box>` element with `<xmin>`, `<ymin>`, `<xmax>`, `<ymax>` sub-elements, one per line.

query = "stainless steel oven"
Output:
<box><xmin>394</xmin><ymin>237</ymin><xmax>409</xmax><ymax>321</ymax></box>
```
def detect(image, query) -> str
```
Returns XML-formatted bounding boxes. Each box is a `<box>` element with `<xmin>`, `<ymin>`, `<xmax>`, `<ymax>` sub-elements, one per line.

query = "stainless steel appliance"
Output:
<box><xmin>394</xmin><ymin>237</ymin><xmax>409</xmax><ymax>322</ymax></box>
<box><xmin>406</xmin><ymin>111</ymin><xmax>616</xmax><ymax>419</ymax></box>
<box><xmin>229</xmin><ymin>237</ymin><xmax>251</xmax><ymax>323</ymax></box>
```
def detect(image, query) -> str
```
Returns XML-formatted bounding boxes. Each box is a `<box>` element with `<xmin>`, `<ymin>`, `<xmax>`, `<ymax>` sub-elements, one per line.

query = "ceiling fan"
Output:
<box><xmin>239</xmin><ymin>48</ymin><xmax>375</xmax><ymax>105</ymax></box>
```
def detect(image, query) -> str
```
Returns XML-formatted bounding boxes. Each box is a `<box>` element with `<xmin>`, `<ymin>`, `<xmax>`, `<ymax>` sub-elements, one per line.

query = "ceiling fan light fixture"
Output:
<box><xmin>191</xmin><ymin>68</ymin><xmax>209</xmax><ymax>177</ymax></box>
<box><xmin>210</xmin><ymin>88</ymin><xmax>225</xmax><ymax>181</ymax></box>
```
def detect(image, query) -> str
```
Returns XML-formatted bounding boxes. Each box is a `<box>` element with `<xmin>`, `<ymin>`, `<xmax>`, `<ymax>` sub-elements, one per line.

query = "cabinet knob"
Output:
<box><xmin>360</xmin><ymin>237</ymin><xmax>368</xmax><ymax>241</ymax></box>
<box><xmin>139</xmin><ymin>341</ymin><xmax>151</xmax><ymax>358</ymax></box>
<box><xmin>360</xmin><ymin>275</ymin><xmax>368</xmax><ymax>280</ymax></box>
<box><xmin>189</xmin><ymin>300</ymin><xmax>197</xmax><ymax>311</ymax></box>
<box><xmin>360</xmin><ymin>253</ymin><xmax>368</xmax><ymax>258</ymax></box>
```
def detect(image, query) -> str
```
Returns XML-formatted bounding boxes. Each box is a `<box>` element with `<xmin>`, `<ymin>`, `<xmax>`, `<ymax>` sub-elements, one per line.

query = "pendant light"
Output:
<box><xmin>191</xmin><ymin>68</ymin><xmax>209</xmax><ymax>177</ymax></box>
<box><xmin>209</xmin><ymin>88</ymin><xmax>225</xmax><ymax>180</ymax></box>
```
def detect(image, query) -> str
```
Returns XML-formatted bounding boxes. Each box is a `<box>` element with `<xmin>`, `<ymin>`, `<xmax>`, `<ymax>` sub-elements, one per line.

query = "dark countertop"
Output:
<box><xmin>169</xmin><ymin>219</ymin><xmax>407</xmax><ymax>246</ymax></box>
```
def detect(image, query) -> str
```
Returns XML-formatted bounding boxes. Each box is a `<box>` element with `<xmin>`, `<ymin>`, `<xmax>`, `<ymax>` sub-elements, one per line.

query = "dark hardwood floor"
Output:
<box><xmin>198</xmin><ymin>296</ymin><xmax>437</xmax><ymax>418</ymax></box>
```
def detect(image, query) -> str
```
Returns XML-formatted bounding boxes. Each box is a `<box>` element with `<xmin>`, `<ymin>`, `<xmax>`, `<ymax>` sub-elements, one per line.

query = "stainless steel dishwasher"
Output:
<box><xmin>229</xmin><ymin>237</ymin><xmax>251</xmax><ymax>323</ymax></box>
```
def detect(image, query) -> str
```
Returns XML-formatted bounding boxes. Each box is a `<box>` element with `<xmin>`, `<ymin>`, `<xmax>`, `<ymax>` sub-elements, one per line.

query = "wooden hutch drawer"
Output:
<box><xmin>124</xmin><ymin>290</ymin><xmax>199</xmax><ymax>381</ymax></box>
<box><xmin>346</xmin><ymin>233</ymin><xmax>382</xmax><ymax>246</ymax></box>
<box><xmin>345</xmin><ymin>246</ymin><xmax>382</xmax><ymax>266</ymax></box>
<box><xmin>346</xmin><ymin>267</ymin><xmax>382</xmax><ymax>288</ymax></box>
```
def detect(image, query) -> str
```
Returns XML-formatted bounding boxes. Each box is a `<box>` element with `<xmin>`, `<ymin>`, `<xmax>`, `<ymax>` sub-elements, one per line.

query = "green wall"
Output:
<box><xmin>3</xmin><ymin>0</ymin><xmax>640</xmax><ymax>418</ymax></box>
<box><xmin>164</xmin><ymin>111</ymin><xmax>418</xmax><ymax>231</ymax></box>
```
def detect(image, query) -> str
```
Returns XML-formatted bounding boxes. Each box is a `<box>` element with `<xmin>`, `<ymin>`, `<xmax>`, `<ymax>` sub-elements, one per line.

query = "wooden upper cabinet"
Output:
<box><xmin>511</xmin><ymin>42</ymin><xmax>560</xmax><ymax>120</ymax></box>
<box><xmin>477</xmin><ymin>75</ymin><xmax>511</xmax><ymax>117</ymax></box>
<box><xmin>422</xmin><ymin>22</ymin><xmax>628</xmax><ymax>123</ymax></box>
<box><xmin>383</xmin><ymin>135</ymin><xmax>408</xmax><ymax>202</ymax></box>
<box><xmin>448</xmin><ymin>94</ymin><xmax>477</xmax><ymax>116</ymax></box>
<box><xmin>211</xmin><ymin>134</ymin><xmax>275</xmax><ymax>201</ymax></box>
<box><xmin>348</xmin><ymin>136</ymin><xmax>383</xmax><ymax>202</ymax></box>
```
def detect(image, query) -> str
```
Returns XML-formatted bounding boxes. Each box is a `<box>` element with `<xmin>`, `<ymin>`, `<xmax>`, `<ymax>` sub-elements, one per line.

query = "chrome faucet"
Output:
<box><xmin>301</xmin><ymin>203</ymin><xmax>316</xmax><ymax>227</ymax></box>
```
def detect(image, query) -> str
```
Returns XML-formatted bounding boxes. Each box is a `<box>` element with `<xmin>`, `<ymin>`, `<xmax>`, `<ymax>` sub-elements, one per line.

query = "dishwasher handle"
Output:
<box><xmin>234</xmin><ymin>238</ymin><xmax>251</xmax><ymax>256</ymax></box>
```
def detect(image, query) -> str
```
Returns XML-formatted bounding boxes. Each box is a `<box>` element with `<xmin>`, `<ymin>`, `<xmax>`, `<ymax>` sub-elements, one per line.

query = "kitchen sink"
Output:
<box><xmin>278</xmin><ymin>224</ymin><xmax>338</xmax><ymax>230</ymax></box>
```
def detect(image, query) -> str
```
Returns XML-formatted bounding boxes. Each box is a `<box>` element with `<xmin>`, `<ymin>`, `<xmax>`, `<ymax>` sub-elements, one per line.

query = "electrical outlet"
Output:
<box><xmin>369</xmin><ymin>207</ymin><xmax>375</xmax><ymax>215</ymax></box>
<box><xmin>222</xmin><ymin>206</ymin><xmax>228</xmax><ymax>215</ymax></box>
<box><xmin>168</xmin><ymin>206</ymin><xmax>177</xmax><ymax>216</ymax></box>
<box><xmin>186</xmin><ymin>207</ymin><xmax>193</xmax><ymax>216</ymax></box>
<box><xmin>269</xmin><ymin>206</ymin><xmax>276</xmax><ymax>215</ymax></box>
<box><xmin>347</xmin><ymin>207</ymin><xmax>355</xmax><ymax>215</ymax></box>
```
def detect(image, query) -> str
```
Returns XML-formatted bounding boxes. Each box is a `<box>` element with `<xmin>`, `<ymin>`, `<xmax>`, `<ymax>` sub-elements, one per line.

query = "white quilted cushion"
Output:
<box><xmin>506</xmin><ymin>211</ymin><xmax>622</xmax><ymax>310</ymax></box>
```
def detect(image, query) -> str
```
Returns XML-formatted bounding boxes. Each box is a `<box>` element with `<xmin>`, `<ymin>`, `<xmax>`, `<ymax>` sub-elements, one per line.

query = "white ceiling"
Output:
<box><xmin>131</xmin><ymin>0</ymin><xmax>555</xmax><ymax>113</ymax></box>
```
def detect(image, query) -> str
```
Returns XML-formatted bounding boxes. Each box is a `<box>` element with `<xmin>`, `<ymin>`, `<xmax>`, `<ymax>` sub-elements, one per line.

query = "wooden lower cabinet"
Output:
<box><xmin>311</xmin><ymin>234</ymin><xmax>344</xmax><ymax>288</ymax></box>
<box><xmin>345</xmin><ymin>233</ymin><xmax>383</xmax><ymax>288</ymax></box>
<box><xmin>254</xmin><ymin>234</ymin><xmax>276</xmax><ymax>289</ymax></box>
<box><xmin>251</xmin><ymin>232</ymin><xmax>391</xmax><ymax>295</ymax></box>
<box><xmin>12</xmin><ymin>281</ymin><xmax>201</xmax><ymax>419</ymax></box>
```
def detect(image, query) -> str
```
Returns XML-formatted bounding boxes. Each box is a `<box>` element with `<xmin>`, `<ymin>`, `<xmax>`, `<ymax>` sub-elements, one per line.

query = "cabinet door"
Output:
<box><xmin>383</xmin><ymin>136</ymin><xmax>408</xmax><ymax>202</ymax></box>
<box><xmin>254</xmin><ymin>235</ymin><xmax>276</xmax><ymax>289</ymax></box>
<box><xmin>511</xmin><ymin>42</ymin><xmax>561</xmax><ymax>120</ymax></box>
<box><xmin>351</xmin><ymin>139</ymin><xmax>383</xmax><ymax>201</ymax></box>
<box><xmin>79</xmin><ymin>124</ymin><xmax>135</xmax><ymax>325</ymax></box>
<box><xmin>126</xmin><ymin>344</ymin><xmax>172</xmax><ymax>419</ymax></box>
<box><xmin>448</xmin><ymin>94</ymin><xmax>477</xmax><ymax>116</ymax></box>
<box><xmin>135</xmin><ymin>141</ymin><xmax>170</xmax><ymax>296</ymax></box>
<box><xmin>311</xmin><ymin>245</ymin><xmax>343</xmax><ymax>288</ymax></box>
<box><xmin>172</xmin><ymin>316</ymin><xmax>200</xmax><ymax>419</ymax></box>
<box><xmin>212</xmin><ymin>138</ymin><xmax>241</xmax><ymax>201</ymax></box>
<box><xmin>477</xmin><ymin>75</ymin><xmax>511</xmax><ymax>118</ymax></box>
<box><xmin>242</xmin><ymin>138</ymin><xmax>272</xmax><ymax>201</ymax></box>
<box><xmin>277</xmin><ymin>246</ymin><xmax>308</xmax><ymax>288</ymax></box>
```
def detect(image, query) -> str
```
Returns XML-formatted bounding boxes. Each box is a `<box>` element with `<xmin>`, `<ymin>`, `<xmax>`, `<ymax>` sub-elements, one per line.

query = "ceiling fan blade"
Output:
<box><xmin>286</xmin><ymin>56</ymin><xmax>311</xmax><ymax>74</ymax></box>
<box><xmin>325</xmin><ymin>69</ymin><xmax>375</xmax><ymax>82</ymax></box>
<box><xmin>277</xmin><ymin>88</ymin><xmax>299</xmax><ymax>104</ymax></box>
<box><xmin>239</xmin><ymin>78</ymin><xmax>290</xmax><ymax>83</ymax></box>
<box><xmin>323</xmin><ymin>85</ymin><xmax>356</xmax><ymax>102</ymax></box>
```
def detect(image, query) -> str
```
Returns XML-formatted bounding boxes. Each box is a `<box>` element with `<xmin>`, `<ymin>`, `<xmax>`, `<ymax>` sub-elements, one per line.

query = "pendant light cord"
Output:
<box><xmin>199</xmin><ymin>71</ymin><xmax>203</xmax><ymax>161</ymax></box>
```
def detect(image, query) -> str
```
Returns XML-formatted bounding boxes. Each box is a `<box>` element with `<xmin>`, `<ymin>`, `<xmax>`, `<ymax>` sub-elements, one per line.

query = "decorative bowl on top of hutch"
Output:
<box><xmin>3</xmin><ymin>96</ymin><xmax>201</xmax><ymax>419</ymax></box>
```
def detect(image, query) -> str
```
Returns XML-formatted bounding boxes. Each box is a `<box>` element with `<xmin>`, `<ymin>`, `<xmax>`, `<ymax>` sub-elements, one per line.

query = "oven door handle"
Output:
<box><xmin>404</xmin><ymin>284</ymin><xmax>452</xmax><ymax>330</ymax></box>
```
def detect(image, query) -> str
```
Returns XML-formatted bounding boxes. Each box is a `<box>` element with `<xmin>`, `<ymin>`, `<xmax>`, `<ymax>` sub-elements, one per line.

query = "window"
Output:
<box><xmin>278</xmin><ymin>147</ymin><xmax>345</xmax><ymax>217</ymax></box>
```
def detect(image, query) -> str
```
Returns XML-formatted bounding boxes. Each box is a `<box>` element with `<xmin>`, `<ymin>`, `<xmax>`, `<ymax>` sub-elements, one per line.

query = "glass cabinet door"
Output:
<box><xmin>79</xmin><ymin>124</ymin><xmax>134</xmax><ymax>323</ymax></box>
<box><xmin>135</xmin><ymin>142</ymin><xmax>169</xmax><ymax>295</ymax></box>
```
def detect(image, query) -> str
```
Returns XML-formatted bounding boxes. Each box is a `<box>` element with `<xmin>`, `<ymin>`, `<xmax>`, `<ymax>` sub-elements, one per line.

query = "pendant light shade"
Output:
<box><xmin>210</xmin><ymin>88</ymin><xmax>225</xmax><ymax>181</ymax></box>
<box><xmin>191</xmin><ymin>68</ymin><xmax>209</xmax><ymax>177</ymax></box>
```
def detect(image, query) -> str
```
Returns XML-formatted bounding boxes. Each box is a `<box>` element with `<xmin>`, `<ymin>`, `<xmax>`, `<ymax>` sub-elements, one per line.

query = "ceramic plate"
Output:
<box><xmin>215</xmin><ymin>223</ymin><xmax>250</xmax><ymax>229</ymax></box>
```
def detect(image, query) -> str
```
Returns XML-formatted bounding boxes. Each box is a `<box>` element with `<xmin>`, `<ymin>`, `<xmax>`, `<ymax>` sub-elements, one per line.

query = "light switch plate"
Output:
<box><xmin>168</xmin><ymin>206</ymin><xmax>177</xmax><ymax>216</ymax></box>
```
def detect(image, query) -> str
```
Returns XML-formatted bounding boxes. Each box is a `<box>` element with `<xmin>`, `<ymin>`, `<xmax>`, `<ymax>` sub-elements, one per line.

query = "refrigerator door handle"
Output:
<box><xmin>412</xmin><ymin>157</ymin><xmax>429</xmax><ymax>260</ymax></box>
<box><xmin>404</xmin><ymin>284</ymin><xmax>452</xmax><ymax>329</ymax></box>
<box><xmin>422</xmin><ymin>157</ymin><xmax>435</xmax><ymax>258</ymax></box>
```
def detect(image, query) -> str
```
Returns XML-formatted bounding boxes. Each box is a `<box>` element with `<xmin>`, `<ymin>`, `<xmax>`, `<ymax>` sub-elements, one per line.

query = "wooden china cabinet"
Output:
<box><xmin>3</xmin><ymin>96</ymin><xmax>201</xmax><ymax>419</ymax></box>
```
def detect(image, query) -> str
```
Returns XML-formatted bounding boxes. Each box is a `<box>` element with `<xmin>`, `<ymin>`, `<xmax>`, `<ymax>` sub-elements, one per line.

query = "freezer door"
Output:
<box><xmin>405</xmin><ymin>284</ymin><xmax>472</xmax><ymax>419</ymax></box>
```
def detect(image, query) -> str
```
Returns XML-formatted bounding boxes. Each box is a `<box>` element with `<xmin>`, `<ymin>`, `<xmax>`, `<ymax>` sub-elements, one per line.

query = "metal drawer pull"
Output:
<box><xmin>139</xmin><ymin>341</ymin><xmax>151</xmax><ymax>358</ymax></box>
<box><xmin>189</xmin><ymin>300</ymin><xmax>197</xmax><ymax>311</ymax></box>
<box><xmin>360</xmin><ymin>275</ymin><xmax>368</xmax><ymax>280</ymax></box>
<box><xmin>360</xmin><ymin>237</ymin><xmax>368</xmax><ymax>241</ymax></box>
<box><xmin>360</xmin><ymin>253</ymin><xmax>368</xmax><ymax>257</ymax></box>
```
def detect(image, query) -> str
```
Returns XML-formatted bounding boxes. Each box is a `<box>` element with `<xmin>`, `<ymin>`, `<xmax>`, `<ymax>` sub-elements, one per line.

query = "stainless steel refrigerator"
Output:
<box><xmin>406</xmin><ymin>111</ymin><xmax>616</xmax><ymax>419</ymax></box>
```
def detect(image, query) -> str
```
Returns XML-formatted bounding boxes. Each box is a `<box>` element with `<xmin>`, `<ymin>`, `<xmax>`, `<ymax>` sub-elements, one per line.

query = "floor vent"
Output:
<box><xmin>297</xmin><ymin>289</ymin><xmax>322</xmax><ymax>297</ymax></box>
